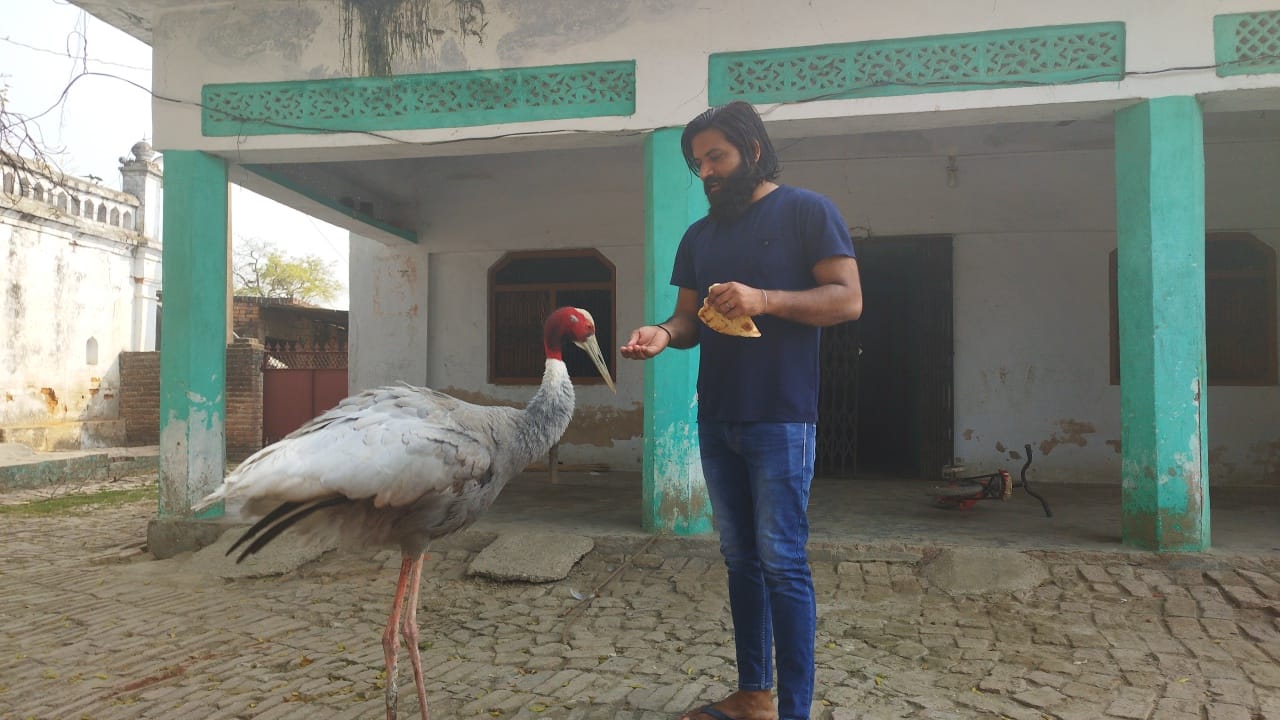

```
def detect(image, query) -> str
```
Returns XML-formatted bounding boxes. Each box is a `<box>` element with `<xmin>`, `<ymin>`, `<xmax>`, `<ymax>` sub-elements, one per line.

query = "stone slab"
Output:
<box><xmin>921</xmin><ymin>546</ymin><xmax>1051</xmax><ymax>594</ymax></box>
<box><xmin>468</xmin><ymin>531</ymin><xmax>595</xmax><ymax>582</ymax></box>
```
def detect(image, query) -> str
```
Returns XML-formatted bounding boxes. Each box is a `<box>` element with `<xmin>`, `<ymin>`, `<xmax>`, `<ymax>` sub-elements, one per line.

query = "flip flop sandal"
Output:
<box><xmin>689</xmin><ymin>706</ymin><xmax>739</xmax><ymax>720</ymax></box>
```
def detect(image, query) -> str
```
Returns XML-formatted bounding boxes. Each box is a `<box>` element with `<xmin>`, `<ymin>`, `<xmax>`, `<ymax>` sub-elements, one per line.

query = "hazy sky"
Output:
<box><xmin>1</xmin><ymin>0</ymin><xmax>351</xmax><ymax>310</ymax></box>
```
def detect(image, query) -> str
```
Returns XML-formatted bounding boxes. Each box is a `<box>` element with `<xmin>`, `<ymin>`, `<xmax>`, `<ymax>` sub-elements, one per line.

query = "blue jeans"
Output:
<box><xmin>698</xmin><ymin>421</ymin><xmax>817</xmax><ymax>720</ymax></box>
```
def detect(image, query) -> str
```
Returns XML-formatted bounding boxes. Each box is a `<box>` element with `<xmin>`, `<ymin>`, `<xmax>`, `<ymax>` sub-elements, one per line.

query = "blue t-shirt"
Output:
<box><xmin>671</xmin><ymin>185</ymin><xmax>856</xmax><ymax>422</ymax></box>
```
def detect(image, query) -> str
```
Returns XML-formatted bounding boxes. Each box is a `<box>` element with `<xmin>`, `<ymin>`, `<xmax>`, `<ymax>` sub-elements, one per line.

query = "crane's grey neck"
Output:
<box><xmin>514</xmin><ymin>359</ymin><xmax>575</xmax><ymax>465</ymax></box>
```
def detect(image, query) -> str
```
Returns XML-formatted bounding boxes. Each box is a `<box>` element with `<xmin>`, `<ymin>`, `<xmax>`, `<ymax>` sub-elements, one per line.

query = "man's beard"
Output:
<box><xmin>704</xmin><ymin>162</ymin><xmax>763</xmax><ymax>223</ymax></box>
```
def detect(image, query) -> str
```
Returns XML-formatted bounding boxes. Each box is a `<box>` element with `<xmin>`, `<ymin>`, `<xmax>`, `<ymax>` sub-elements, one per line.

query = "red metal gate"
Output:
<box><xmin>262</xmin><ymin>342</ymin><xmax>348</xmax><ymax>445</ymax></box>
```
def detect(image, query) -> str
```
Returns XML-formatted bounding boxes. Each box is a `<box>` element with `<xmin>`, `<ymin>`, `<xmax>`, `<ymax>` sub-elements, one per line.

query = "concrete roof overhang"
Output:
<box><xmin>228</xmin><ymin>98</ymin><xmax>1280</xmax><ymax>246</ymax></box>
<box><xmin>62</xmin><ymin>2</ymin><xmax>1280</xmax><ymax>244</ymax></box>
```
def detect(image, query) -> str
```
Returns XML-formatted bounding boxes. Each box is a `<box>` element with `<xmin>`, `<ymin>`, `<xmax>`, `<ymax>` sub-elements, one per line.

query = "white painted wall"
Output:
<box><xmin>783</xmin><ymin>138</ymin><xmax>1280</xmax><ymax>485</ymax></box>
<box><xmin>350</xmin><ymin>132</ymin><xmax>1279</xmax><ymax>483</ymax></box>
<box><xmin>346</xmin><ymin>145</ymin><xmax>649</xmax><ymax>468</ymax></box>
<box><xmin>348</xmin><ymin>234</ymin><xmax>432</xmax><ymax>393</ymax></box>
<box><xmin>425</xmin><ymin>244</ymin><xmax>647</xmax><ymax>469</ymax></box>
<box><xmin>0</xmin><ymin>205</ymin><xmax>161</xmax><ymax>431</ymax></box>
<box><xmin>129</xmin><ymin>0</ymin><xmax>1280</xmax><ymax>481</ymax></box>
<box><xmin>147</xmin><ymin>0</ymin><xmax>1280</xmax><ymax>158</ymax></box>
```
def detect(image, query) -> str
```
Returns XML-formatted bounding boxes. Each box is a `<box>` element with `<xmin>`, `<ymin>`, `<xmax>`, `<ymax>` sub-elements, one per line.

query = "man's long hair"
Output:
<box><xmin>680</xmin><ymin>101</ymin><xmax>781</xmax><ymax>182</ymax></box>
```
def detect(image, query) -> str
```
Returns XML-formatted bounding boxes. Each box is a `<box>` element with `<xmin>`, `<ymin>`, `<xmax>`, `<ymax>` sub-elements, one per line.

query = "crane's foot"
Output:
<box><xmin>383</xmin><ymin>555</ymin><xmax>414</xmax><ymax>720</ymax></box>
<box><xmin>385</xmin><ymin>679</ymin><xmax>399</xmax><ymax>720</ymax></box>
<box><xmin>401</xmin><ymin>553</ymin><xmax>430</xmax><ymax>720</ymax></box>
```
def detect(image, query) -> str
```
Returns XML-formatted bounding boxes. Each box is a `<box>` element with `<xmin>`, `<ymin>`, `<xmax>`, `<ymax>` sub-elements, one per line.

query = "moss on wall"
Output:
<box><xmin>340</xmin><ymin>0</ymin><xmax>486</xmax><ymax>76</ymax></box>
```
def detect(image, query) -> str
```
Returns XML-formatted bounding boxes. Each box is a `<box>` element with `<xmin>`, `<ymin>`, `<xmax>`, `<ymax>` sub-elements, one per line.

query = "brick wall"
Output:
<box><xmin>117</xmin><ymin>341</ymin><xmax>266</xmax><ymax>460</ymax></box>
<box><xmin>232</xmin><ymin>297</ymin><xmax>348</xmax><ymax>350</ymax></box>
<box><xmin>119</xmin><ymin>351</ymin><xmax>161</xmax><ymax>445</ymax></box>
<box><xmin>262</xmin><ymin>307</ymin><xmax>348</xmax><ymax>348</ymax></box>
<box><xmin>232</xmin><ymin>301</ymin><xmax>263</xmax><ymax>343</ymax></box>
<box><xmin>226</xmin><ymin>338</ymin><xmax>264</xmax><ymax>461</ymax></box>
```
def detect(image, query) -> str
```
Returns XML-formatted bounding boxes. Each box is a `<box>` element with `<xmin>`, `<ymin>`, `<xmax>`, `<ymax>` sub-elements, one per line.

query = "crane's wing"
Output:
<box><xmin>195</xmin><ymin>385</ymin><xmax>519</xmax><ymax>512</ymax></box>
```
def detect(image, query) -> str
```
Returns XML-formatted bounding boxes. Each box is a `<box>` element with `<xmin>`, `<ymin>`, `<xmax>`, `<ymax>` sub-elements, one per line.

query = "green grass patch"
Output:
<box><xmin>0</xmin><ymin>487</ymin><xmax>155</xmax><ymax>516</ymax></box>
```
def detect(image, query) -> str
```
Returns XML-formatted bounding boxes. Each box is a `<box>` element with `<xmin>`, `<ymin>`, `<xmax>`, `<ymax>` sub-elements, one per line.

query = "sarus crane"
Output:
<box><xmin>193</xmin><ymin>307</ymin><xmax>615</xmax><ymax>720</ymax></box>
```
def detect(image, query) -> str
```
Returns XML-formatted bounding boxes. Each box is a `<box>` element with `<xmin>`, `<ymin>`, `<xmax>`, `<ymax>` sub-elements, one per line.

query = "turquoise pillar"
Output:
<box><xmin>1114</xmin><ymin>97</ymin><xmax>1210</xmax><ymax>551</ymax></box>
<box><xmin>158</xmin><ymin>151</ymin><xmax>229</xmax><ymax>518</ymax></box>
<box><xmin>643</xmin><ymin>129</ymin><xmax>712</xmax><ymax>535</ymax></box>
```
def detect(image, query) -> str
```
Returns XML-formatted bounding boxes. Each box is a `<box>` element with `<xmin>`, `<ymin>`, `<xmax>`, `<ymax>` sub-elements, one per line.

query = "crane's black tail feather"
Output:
<box><xmin>226</xmin><ymin>501</ymin><xmax>302</xmax><ymax>558</ymax></box>
<box><xmin>232</xmin><ymin>496</ymin><xmax>350</xmax><ymax>564</ymax></box>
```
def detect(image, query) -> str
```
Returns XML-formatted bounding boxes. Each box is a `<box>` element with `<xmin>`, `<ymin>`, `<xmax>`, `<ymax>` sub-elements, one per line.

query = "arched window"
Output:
<box><xmin>71</xmin><ymin>197</ymin><xmax>81</xmax><ymax>216</ymax></box>
<box><xmin>56</xmin><ymin>193</ymin><xmax>68</xmax><ymax>212</ymax></box>
<box><xmin>2</xmin><ymin>172</ymin><xmax>13</xmax><ymax>195</ymax></box>
<box><xmin>488</xmin><ymin>249</ymin><xmax>616</xmax><ymax>385</ymax></box>
<box><xmin>123</xmin><ymin>211</ymin><xmax>133</xmax><ymax>230</ymax></box>
<box><xmin>33</xmin><ymin>183</ymin><xmax>45</xmax><ymax>202</ymax></box>
<box><xmin>96</xmin><ymin>205</ymin><xmax>107</xmax><ymax>222</ymax></box>
<box><xmin>86</xmin><ymin>337</ymin><xmax>99</xmax><ymax>366</ymax></box>
<box><xmin>83</xmin><ymin>200</ymin><xmax>95</xmax><ymax>218</ymax></box>
<box><xmin>1110</xmin><ymin>232</ymin><xmax>1277</xmax><ymax>385</ymax></box>
<box><xmin>110</xmin><ymin>208</ymin><xmax>120</xmax><ymax>226</ymax></box>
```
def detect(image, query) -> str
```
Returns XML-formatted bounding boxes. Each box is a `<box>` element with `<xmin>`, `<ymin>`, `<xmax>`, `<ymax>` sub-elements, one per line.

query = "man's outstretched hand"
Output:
<box><xmin>620</xmin><ymin>325</ymin><xmax>672</xmax><ymax>360</ymax></box>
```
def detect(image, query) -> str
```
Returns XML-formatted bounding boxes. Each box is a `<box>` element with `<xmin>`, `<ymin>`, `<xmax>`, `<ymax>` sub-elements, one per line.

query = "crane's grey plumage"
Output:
<box><xmin>199</xmin><ymin>365</ymin><xmax>572</xmax><ymax>555</ymax></box>
<box><xmin>194</xmin><ymin>307</ymin><xmax>614</xmax><ymax>720</ymax></box>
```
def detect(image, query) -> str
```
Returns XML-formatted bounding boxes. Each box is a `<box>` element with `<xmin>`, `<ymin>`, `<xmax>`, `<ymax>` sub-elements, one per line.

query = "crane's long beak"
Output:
<box><xmin>575</xmin><ymin>335</ymin><xmax>616</xmax><ymax>392</ymax></box>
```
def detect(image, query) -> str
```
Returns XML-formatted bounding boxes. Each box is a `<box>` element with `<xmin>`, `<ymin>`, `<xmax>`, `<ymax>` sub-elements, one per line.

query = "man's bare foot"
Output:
<box><xmin>678</xmin><ymin>689</ymin><xmax>778</xmax><ymax>720</ymax></box>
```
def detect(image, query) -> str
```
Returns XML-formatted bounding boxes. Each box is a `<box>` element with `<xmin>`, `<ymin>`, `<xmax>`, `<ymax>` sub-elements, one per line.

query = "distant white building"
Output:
<box><xmin>0</xmin><ymin>142</ymin><xmax>163</xmax><ymax>448</ymax></box>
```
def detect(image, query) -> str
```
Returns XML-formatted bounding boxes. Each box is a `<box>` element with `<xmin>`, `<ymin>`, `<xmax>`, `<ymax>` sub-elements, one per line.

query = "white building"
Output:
<box><xmin>0</xmin><ymin>142</ymin><xmax>163</xmax><ymax>448</ymax></box>
<box><xmin>70</xmin><ymin>0</ymin><xmax>1280</xmax><ymax>552</ymax></box>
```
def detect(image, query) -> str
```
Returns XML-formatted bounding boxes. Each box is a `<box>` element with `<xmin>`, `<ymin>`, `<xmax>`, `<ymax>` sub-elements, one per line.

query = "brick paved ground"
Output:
<box><xmin>2</xmin><ymin>498</ymin><xmax>1279</xmax><ymax>720</ymax></box>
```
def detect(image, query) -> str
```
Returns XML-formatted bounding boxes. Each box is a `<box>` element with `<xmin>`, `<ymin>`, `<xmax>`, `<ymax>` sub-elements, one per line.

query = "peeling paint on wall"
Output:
<box><xmin>1106</xmin><ymin>439</ymin><xmax>1121</xmax><ymax>454</ymax></box>
<box><xmin>1038</xmin><ymin>419</ymin><xmax>1096</xmax><ymax>455</ymax></box>
<box><xmin>439</xmin><ymin>385</ymin><xmax>633</xmax><ymax>447</ymax></box>
<box><xmin>3</xmin><ymin>211</ymin><xmax>148</xmax><ymax>429</ymax></box>
<box><xmin>563</xmin><ymin>402</ymin><xmax>641</xmax><ymax>446</ymax></box>
<box><xmin>651</xmin><ymin>419</ymin><xmax>711</xmax><ymax>534</ymax></box>
<box><xmin>374</xmin><ymin>257</ymin><xmax>419</xmax><ymax>318</ymax></box>
<box><xmin>158</xmin><ymin>417</ymin><xmax>189</xmax><ymax>515</ymax></box>
<box><xmin>159</xmin><ymin>407</ymin><xmax>226</xmax><ymax>516</ymax></box>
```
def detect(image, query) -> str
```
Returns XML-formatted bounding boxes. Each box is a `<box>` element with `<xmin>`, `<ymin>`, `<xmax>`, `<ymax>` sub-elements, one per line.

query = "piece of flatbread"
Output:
<box><xmin>698</xmin><ymin>286</ymin><xmax>762</xmax><ymax>337</ymax></box>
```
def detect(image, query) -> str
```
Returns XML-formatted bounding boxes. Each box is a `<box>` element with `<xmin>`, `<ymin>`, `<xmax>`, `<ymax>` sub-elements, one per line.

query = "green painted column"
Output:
<box><xmin>158</xmin><ymin>151</ymin><xmax>230</xmax><ymax>518</ymax></box>
<box><xmin>1114</xmin><ymin>96</ymin><xmax>1210</xmax><ymax>551</ymax></box>
<box><xmin>643</xmin><ymin>128</ymin><xmax>712</xmax><ymax>535</ymax></box>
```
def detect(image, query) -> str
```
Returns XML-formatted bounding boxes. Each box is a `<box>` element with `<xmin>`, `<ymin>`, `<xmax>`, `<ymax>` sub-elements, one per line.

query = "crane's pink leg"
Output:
<box><xmin>383</xmin><ymin>555</ymin><xmax>414</xmax><ymax>720</ymax></box>
<box><xmin>399</xmin><ymin>552</ymin><xmax>429</xmax><ymax>720</ymax></box>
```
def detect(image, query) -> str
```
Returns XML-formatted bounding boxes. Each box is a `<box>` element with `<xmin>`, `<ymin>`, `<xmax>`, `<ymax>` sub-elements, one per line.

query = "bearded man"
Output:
<box><xmin>621</xmin><ymin>101</ymin><xmax>864</xmax><ymax>720</ymax></box>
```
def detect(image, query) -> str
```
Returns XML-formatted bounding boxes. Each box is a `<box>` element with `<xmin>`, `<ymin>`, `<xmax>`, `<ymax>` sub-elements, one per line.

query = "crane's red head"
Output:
<box><xmin>544</xmin><ymin>307</ymin><xmax>615</xmax><ymax>392</ymax></box>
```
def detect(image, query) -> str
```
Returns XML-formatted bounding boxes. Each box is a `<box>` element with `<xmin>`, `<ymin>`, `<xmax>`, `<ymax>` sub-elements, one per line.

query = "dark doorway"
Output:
<box><xmin>817</xmin><ymin>236</ymin><xmax>954</xmax><ymax>479</ymax></box>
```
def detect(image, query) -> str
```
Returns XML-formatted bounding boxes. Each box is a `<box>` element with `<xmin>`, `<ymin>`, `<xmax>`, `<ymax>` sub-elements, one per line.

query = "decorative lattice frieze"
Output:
<box><xmin>709</xmin><ymin>23</ymin><xmax>1125</xmax><ymax>105</ymax></box>
<box><xmin>203</xmin><ymin>61</ymin><xmax>635</xmax><ymax>137</ymax></box>
<box><xmin>1215</xmin><ymin>11</ymin><xmax>1280</xmax><ymax>76</ymax></box>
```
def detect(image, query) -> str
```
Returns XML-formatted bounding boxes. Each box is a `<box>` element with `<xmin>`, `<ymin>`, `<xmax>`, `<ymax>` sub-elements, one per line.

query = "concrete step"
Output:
<box><xmin>0</xmin><ymin>419</ymin><xmax>127</xmax><ymax>451</ymax></box>
<box><xmin>0</xmin><ymin>444</ymin><xmax>158</xmax><ymax>492</ymax></box>
<box><xmin>107</xmin><ymin>446</ymin><xmax>159</xmax><ymax>478</ymax></box>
